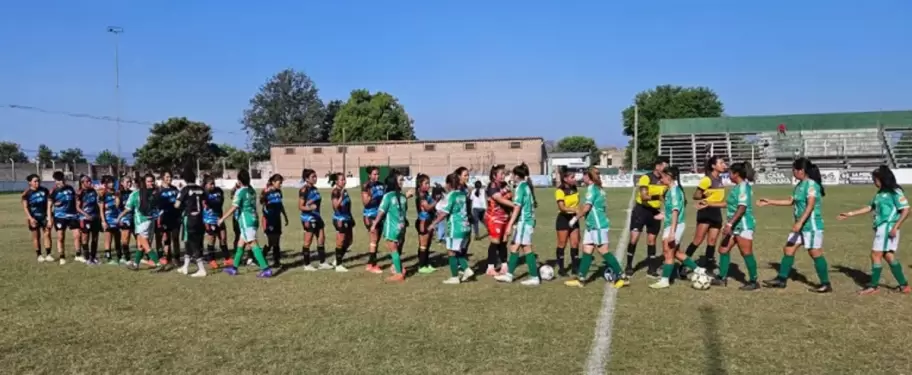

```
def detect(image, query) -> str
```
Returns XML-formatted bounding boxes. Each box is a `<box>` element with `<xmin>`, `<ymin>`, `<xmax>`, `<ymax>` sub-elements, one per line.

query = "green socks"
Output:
<box><xmin>578</xmin><ymin>254</ymin><xmax>594</xmax><ymax>279</ymax></box>
<box><xmin>718</xmin><ymin>253</ymin><xmax>731</xmax><ymax>279</ymax></box>
<box><xmin>682</xmin><ymin>257</ymin><xmax>698</xmax><ymax>271</ymax></box>
<box><xmin>661</xmin><ymin>263</ymin><xmax>674</xmax><ymax>279</ymax></box>
<box><xmin>148</xmin><ymin>249</ymin><xmax>160</xmax><ymax>265</ymax></box>
<box><xmin>507</xmin><ymin>253</ymin><xmax>519</xmax><ymax>275</ymax></box>
<box><xmin>448</xmin><ymin>256</ymin><xmax>459</xmax><ymax>277</ymax></box>
<box><xmin>526</xmin><ymin>253</ymin><xmax>539</xmax><ymax>277</ymax></box>
<box><xmin>869</xmin><ymin>263</ymin><xmax>883</xmax><ymax>288</ymax></box>
<box><xmin>252</xmin><ymin>246</ymin><xmax>268</xmax><ymax>269</ymax></box>
<box><xmin>603</xmin><ymin>253</ymin><xmax>622</xmax><ymax>275</ymax></box>
<box><xmin>778</xmin><ymin>255</ymin><xmax>795</xmax><ymax>279</ymax></box>
<box><xmin>457</xmin><ymin>257</ymin><xmax>469</xmax><ymax>272</ymax></box>
<box><xmin>813</xmin><ymin>256</ymin><xmax>829</xmax><ymax>284</ymax></box>
<box><xmin>890</xmin><ymin>261</ymin><xmax>908</xmax><ymax>286</ymax></box>
<box><xmin>744</xmin><ymin>253</ymin><xmax>758</xmax><ymax>282</ymax></box>
<box><xmin>232</xmin><ymin>247</ymin><xmax>244</xmax><ymax>267</ymax></box>
<box><xmin>391</xmin><ymin>251</ymin><xmax>402</xmax><ymax>274</ymax></box>
<box><xmin>133</xmin><ymin>249</ymin><xmax>143</xmax><ymax>264</ymax></box>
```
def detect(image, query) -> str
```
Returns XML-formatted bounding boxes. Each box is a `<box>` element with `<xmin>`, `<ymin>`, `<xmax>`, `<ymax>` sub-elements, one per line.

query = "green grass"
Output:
<box><xmin>2</xmin><ymin>186</ymin><xmax>912</xmax><ymax>374</ymax></box>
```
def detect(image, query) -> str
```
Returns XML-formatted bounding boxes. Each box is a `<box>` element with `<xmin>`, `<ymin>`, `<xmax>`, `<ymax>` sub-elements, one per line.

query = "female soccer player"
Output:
<box><xmin>565</xmin><ymin>168</ymin><xmax>626</xmax><ymax>288</ymax></box>
<box><xmin>683</xmin><ymin>156</ymin><xmax>727</xmax><ymax>275</ymax></box>
<box><xmin>99</xmin><ymin>175</ymin><xmax>124</xmax><ymax>264</ymax></box>
<box><xmin>758</xmin><ymin>158</ymin><xmax>832</xmax><ymax>293</ymax></box>
<box><xmin>432</xmin><ymin>183</ymin><xmax>447</xmax><ymax>243</ymax></box>
<box><xmin>261</xmin><ymin>174</ymin><xmax>288</xmax><ymax>268</ymax></box>
<box><xmin>470</xmin><ymin>180</ymin><xmax>486</xmax><ymax>240</ymax></box>
<box><xmin>431</xmin><ymin>173</ymin><xmax>473</xmax><ymax>284</ymax></box>
<box><xmin>554</xmin><ymin>167</ymin><xmax>581</xmax><ymax>276</ymax></box>
<box><xmin>49</xmin><ymin>171</ymin><xmax>80</xmax><ymax>265</ymax></box>
<box><xmin>484</xmin><ymin>164</ymin><xmax>512</xmax><ymax>276</ymax></box>
<box><xmin>649</xmin><ymin>166</ymin><xmax>706</xmax><ymax>289</ymax></box>
<box><xmin>22</xmin><ymin>174</ymin><xmax>52</xmax><ymax>262</ymax></box>
<box><xmin>117</xmin><ymin>176</ymin><xmax>135</xmax><ymax>265</ymax></box>
<box><xmin>837</xmin><ymin>166</ymin><xmax>911</xmax><ymax>294</ymax></box>
<box><xmin>230</xmin><ymin>182</ymin><xmax>242</xmax><ymax>254</ymax></box>
<box><xmin>75</xmin><ymin>175</ymin><xmax>100</xmax><ymax>264</ymax></box>
<box><xmin>414</xmin><ymin>173</ymin><xmax>437</xmax><ymax>274</ymax></box>
<box><xmin>698</xmin><ymin>162</ymin><xmax>760</xmax><ymax>290</ymax></box>
<box><xmin>495</xmin><ymin>163</ymin><xmax>541</xmax><ymax>286</ymax></box>
<box><xmin>626</xmin><ymin>158</ymin><xmax>668</xmax><ymax>278</ymax></box>
<box><xmin>370</xmin><ymin>172</ymin><xmax>411</xmax><ymax>282</ymax></box>
<box><xmin>299</xmin><ymin>168</ymin><xmax>331</xmax><ymax>271</ymax></box>
<box><xmin>155</xmin><ymin>171</ymin><xmax>181</xmax><ymax>265</ymax></box>
<box><xmin>330</xmin><ymin>172</ymin><xmax>353</xmax><ymax>272</ymax></box>
<box><xmin>203</xmin><ymin>176</ymin><xmax>231</xmax><ymax>268</ymax></box>
<box><xmin>453</xmin><ymin>167</ymin><xmax>473</xmax><ymax>256</ymax></box>
<box><xmin>219</xmin><ymin>169</ymin><xmax>273</xmax><ymax>278</ymax></box>
<box><xmin>119</xmin><ymin>173</ymin><xmax>165</xmax><ymax>272</ymax></box>
<box><xmin>362</xmin><ymin>166</ymin><xmax>386</xmax><ymax>273</ymax></box>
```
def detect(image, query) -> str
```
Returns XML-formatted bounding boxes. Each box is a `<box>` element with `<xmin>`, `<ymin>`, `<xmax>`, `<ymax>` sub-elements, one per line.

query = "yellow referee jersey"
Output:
<box><xmin>697</xmin><ymin>175</ymin><xmax>725</xmax><ymax>203</ymax></box>
<box><xmin>636</xmin><ymin>173</ymin><xmax>666</xmax><ymax>209</ymax></box>
<box><xmin>555</xmin><ymin>185</ymin><xmax>580</xmax><ymax>209</ymax></box>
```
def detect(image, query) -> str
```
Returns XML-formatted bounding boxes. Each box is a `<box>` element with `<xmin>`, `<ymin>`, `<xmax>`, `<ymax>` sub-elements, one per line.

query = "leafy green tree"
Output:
<box><xmin>316</xmin><ymin>99</ymin><xmax>343</xmax><ymax>143</ymax></box>
<box><xmin>37</xmin><ymin>144</ymin><xmax>55</xmax><ymax>165</ymax></box>
<box><xmin>134</xmin><ymin>117</ymin><xmax>217</xmax><ymax>173</ymax></box>
<box><xmin>622</xmin><ymin>85</ymin><xmax>724</xmax><ymax>169</ymax></box>
<box><xmin>242</xmin><ymin>69</ymin><xmax>326</xmax><ymax>160</ymax></box>
<box><xmin>58</xmin><ymin>148</ymin><xmax>87</xmax><ymax>165</ymax></box>
<box><xmin>94</xmin><ymin>149</ymin><xmax>123</xmax><ymax>166</ymax></box>
<box><xmin>555</xmin><ymin>136</ymin><xmax>598</xmax><ymax>153</ymax></box>
<box><xmin>0</xmin><ymin>142</ymin><xmax>29</xmax><ymax>163</ymax></box>
<box><xmin>216</xmin><ymin>144</ymin><xmax>250</xmax><ymax>170</ymax></box>
<box><xmin>330</xmin><ymin>89</ymin><xmax>416</xmax><ymax>143</ymax></box>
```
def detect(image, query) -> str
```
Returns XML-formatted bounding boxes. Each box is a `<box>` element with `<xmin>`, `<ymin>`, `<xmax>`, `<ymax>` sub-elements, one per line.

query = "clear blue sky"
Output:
<box><xmin>1</xmin><ymin>0</ymin><xmax>910</xmax><ymax>160</ymax></box>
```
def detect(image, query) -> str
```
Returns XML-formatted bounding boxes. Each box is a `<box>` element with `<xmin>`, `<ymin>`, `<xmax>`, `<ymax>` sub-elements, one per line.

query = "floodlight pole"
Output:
<box><xmin>107</xmin><ymin>26</ymin><xmax>124</xmax><ymax>170</ymax></box>
<box><xmin>632</xmin><ymin>104</ymin><xmax>639</xmax><ymax>173</ymax></box>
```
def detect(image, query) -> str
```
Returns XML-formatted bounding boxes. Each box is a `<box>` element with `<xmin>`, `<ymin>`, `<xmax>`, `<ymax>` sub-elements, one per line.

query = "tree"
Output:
<box><xmin>622</xmin><ymin>85</ymin><xmax>723</xmax><ymax>169</ymax></box>
<box><xmin>330</xmin><ymin>89</ymin><xmax>416</xmax><ymax>143</ymax></box>
<box><xmin>58</xmin><ymin>148</ymin><xmax>87</xmax><ymax>165</ymax></box>
<box><xmin>94</xmin><ymin>149</ymin><xmax>123</xmax><ymax>166</ymax></box>
<box><xmin>134</xmin><ymin>117</ymin><xmax>217</xmax><ymax>173</ymax></box>
<box><xmin>543</xmin><ymin>140</ymin><xmax>557</xmax><ymax>153</ymax></box>
<box><xmin>316</xmin><ymin>99</ymin><xmax>343</xmax><ymax>143</ymax></box>
<box><xmin>555</xmin><ymin>136</ymin><xmax>598</xmax><ymax>153</ymax></box>
<box><xmin>216</xmin><ymin>144</ymin><xmax>250</xmax><ymax>170</ymax></box>
<box><xmin>242</xmin><ymin>69</ymin><xmax>326</xmax><ymax>160</ymax></box>
<box><xmin>37</xmin><ymin>144</ymin><xmax>55</xmax><ymax>165</ymax></box>
<box><xmin>0</xmin><ymin>142</ymin><xmax>29</xmax><ymax>163</ymax></box>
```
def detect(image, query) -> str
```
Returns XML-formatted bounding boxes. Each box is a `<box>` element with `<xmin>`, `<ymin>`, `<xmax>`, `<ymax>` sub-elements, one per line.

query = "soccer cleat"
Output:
<box><xmin>75</xmin><ymin>255</ymin><xmax>86</xmax><ymax>263</ymax></box>
<box><xmin>895</xmin><ymin>285</ymin><xmax>912</xmax><ymax>294</ymax></box>
<box><xmin>762</xmin><ymin>277</ymin><xmax>788</xmax><ymax>288</ymax></box>
<box><xmin>460</xmin><ymin>267</ymin><xmax>475</xmax><ymax>282</ymax></box>
<box><xmin>127</xmin><ymin>262</ymin><xmax>140</xmax><ymax>271</ymax></box>
<box><xmin>335</xmin><ymin>264</ymin><xmax>349</xmax><ymax>272</ymax></box>
<box><xmin>87</xmin><ymin>259</ymin><xmax>100</xmax><ymax>266</ymax></box>
<box><xmin>645</xmin><ymin>268</ymin><xmax>661</xmax><ymax>279</ymax></box>
<box><xmin>159</xmin><ymin>258</ymin><xmax>169</xmax><ymax>266</ymax></box>
<box><xmin>520</xmin><ymin>278</ymin><xmax>540</xmax><ymax>286</ymax></box>
<box><xmin>386</xmin><ymin>273</ymin><xmax>405</xmax><ymax>282</ymax></box>
<box><xmin>223</xmin><ymin>259</ymin><xmax>234</xmax><ymax>267</ymax></box>
<box><xmin>564</xmin><ymin>279</ymin><xmax>584</xmax><ymax>288</ymax></box>
<box><xmin>118</xmin><ymin>258</ymin><xmax>128</xmax><ymax>265</ymax></box>
<box><xmin>142</xmin><ymin>259</ymin><xmax>155</xmax><ymax>266</ymax></box>
<box><xmin>318</xmin><ymin>263</ymin><xmax>334</xmax><ymax>270</ymax></box>
<box><xmin>44</xmin><ymin>255</ymin><xmax>55</xmax><ymax>262</ymax></box>
<box><xmin>810</xmin><ymin>284</ymin><xmax>833</xmax><ymax>294</ymax></box>
<box><xmin>494</xmin><ymin>273</ymin><xmax>514</xmax><ymax>283</ymax></box>
<box><xmin>613</xmin><ymin>277</ymin><xmax>628</xmax><ymax>289</ymax></box>
<box><xmin>177</xmin><ymin>266</ymin><xmax>189</xmax><ymax>275</ymax></box>
<box><xmin>365</xmin><ymin>265</ymin><xmax>383</xmax><ymax>274</ymax></box>
<box><xmin>223</xmin><ymin>267</ymin><xmax>238</xmax><ymax>276</ymax></box>
<box><xmin>624</xmin><ymin>267</ymin><xmax>635</xmax><ymax>278</ymax></box>
<box><xmin>857</xmin><ymin>287</ymin><xmax>879</xmax><ymax>295</ymax></box>
<box><xmin>37</xmin><ymin>256</ymin><xmax>45</xmax><ymax>263</ymax></box>
<box><xmin>191</xmin><ymin>269</ymin><xmax>207</xmax><ymax>278</ymax></box>
<box><xmin>739</xmin><ymin>281</ymin><xmax>761</xmax><ymax>291</ymax></box>
<box><xmin>106</xmin><ymin>258</ymin><xmax>119</xmax><ymax>265</ymax></box>
<box><xmin>442</xmin><ymin>277</ymin><xmax>461</xmax><ymax>285</ymax></box>
<box><xmin>302</xmin><ymin>265</ymin><xmax>318</xmax><ymax>272</ymax></box>
<box><xmin>246</xmin><ymin>258</ymin><xmax>255</xmax><ymax>267</ymax></box>
<box><xmin>257</xmin><ymin>268</ymin><xmax>274</xmax><ymax>278</ymax></box>
<box><xmin>485</xmin><ymin>266</ymin><xmax>497</xmax><ymax>276</ymax></box>
<box><xmin>59</xmin><ymin>258</ymin><xmax>66</xmax><ymax>265</ymax></box>
<box><xmin>678</xmin><ymin>267</ymin><xmax>690</xmax><ymax>280</ymax></box>
<box><xmin>418</xmin><ymin>266</ymin><xmax>436</xmax><ymax>274</ymax></box>
<box><xmin>208</xmin><ymin>260</ymin><xmax>219</xmax><ymax>269</ymax></box>
<box><xmin>499</xmin><ymin>264</ymin><xmax>508</xmax><ymax>275</ymax></box>
<box><xmin>710</xmin><ymin>277</ymin><xmax>727</xmax><ymax>287</ymax></box>
<box><xmin>649</xmin><ymin>279</ymin><xmax>671</xmax><ymax>289</ymax></box>
<box><xmin>150</xmin><ymin>265</ymin><xmax>168</xmax><ymax>273</ymax></box>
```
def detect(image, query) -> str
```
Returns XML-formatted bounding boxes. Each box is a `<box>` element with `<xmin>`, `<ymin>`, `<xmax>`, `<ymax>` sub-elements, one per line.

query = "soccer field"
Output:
<box><xmin>2</xmin><ymin>185</ymin><xmax>912</xmax><ymax>374</ymax></box>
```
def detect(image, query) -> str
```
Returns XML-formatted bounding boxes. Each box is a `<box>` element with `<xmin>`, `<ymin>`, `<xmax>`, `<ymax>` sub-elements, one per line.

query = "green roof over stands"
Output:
<box><xmin>659</xmin><ymin>110</ymin><xmax>912</xmax><ymax>135</ymax></box>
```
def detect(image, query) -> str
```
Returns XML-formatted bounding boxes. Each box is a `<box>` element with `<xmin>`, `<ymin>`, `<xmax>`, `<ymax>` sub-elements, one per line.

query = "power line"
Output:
<box><xmin>2</xmin><ymin>103</ymin><xmax>245</xmax><ymax>135</ymax></box>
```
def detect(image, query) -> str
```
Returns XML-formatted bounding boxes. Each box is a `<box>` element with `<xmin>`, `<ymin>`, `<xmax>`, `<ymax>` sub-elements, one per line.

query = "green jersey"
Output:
<box><xmin>125</xmin><ymin>191</ymin><xmax>151</xmax><ymax>225</ymax></box>
<box><xmin>379</xmin><ymin>191</ymin><xmax>408</xmax><ymax>227</ymax></box>
<box><xmin>584</xmin><ymin>186</ymin><xmax>609</xmax><ymax>230</ymax></box>
<box><xmin>792</xmin><ymin>180</ymin><xmax>823</xmax><ymax>231</ymax></box>
<box><xmin>513</xmin><ymin>181</ymin><xmax>536</xmax><ymax>227</ymax></box>
<box><xmin>232</xmin><ymin>186</ymin><xmax>259</xmax><ymax>229</ymax></box>
<box><xmin>663</xmin><ymin>184</ymin><xmax>685</xmax><ymax>228</ymax></box>
<box><xmin>441</xmin><ymin>190</ymin><xmax>470</xmax><ymax>238</ymax></box>
<box><xmin>870</xmin><ymin>188</ymin><xmax>909</xmax><ymax>228</ymax></box>
<box><xmin>726</xmin><ymin>181</ymin><xmax>755</xmax><ymax>232</ymax></box>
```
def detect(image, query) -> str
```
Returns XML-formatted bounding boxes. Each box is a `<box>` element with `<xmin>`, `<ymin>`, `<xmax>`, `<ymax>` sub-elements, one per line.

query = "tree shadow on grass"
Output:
<box><xmin>698</xmin><ymin>305</ymin><xmax>728</xmax><ymax>375</ymax></box>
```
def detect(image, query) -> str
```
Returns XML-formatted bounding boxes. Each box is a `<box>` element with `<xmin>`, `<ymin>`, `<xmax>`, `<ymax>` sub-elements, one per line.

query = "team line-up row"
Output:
<box><xmin>19</xmin><ymin>159</ymin><xmax>910</xmax><ymax>293</ymax></box>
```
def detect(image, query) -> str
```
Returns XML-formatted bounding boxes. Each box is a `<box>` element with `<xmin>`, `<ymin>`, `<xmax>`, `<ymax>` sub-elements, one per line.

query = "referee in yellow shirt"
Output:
<box><xmin>626</xmin><ymin>157</ymin><xmax>668</xmax><ymax>278</ymax></box>
<box><xmin>554</xmin><ymin>168</ymin><xmax>581</xmax><ymax>276</ymax></box>
<box><xmin>682</xmin><ymin>156</ymin><xmax>727</xmax><ymax>277</ymax></box>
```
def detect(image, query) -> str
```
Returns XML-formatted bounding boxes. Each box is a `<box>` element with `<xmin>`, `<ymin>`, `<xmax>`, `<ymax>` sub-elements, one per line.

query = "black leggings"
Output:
<box><xmin>185</xmin><ymin>231</ymin><xmax>205</xmax><ymax>261</ymax></box>
<box><xmin>266</xmin><ymin>233</ymin><xmax>282</xmax><ymax>264</ymax></box>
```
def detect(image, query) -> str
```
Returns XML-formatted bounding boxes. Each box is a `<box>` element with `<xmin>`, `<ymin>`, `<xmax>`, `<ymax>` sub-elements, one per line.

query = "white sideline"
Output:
<box><xmin>585</xmin><ymin>188</ymin><xmax>637</xmax><ymax>375</ymax></box>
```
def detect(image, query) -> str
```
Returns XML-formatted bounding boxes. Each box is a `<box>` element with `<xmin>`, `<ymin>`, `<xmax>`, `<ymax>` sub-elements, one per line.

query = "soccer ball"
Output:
<box><xmin>603</xmin><ymin>267</ymin><xmax>617</xmax><ymax>282</ymax></box>
<box><xmin>691</xmin><ymin>274</ymin><xmax>712</xmax><ymax>290</ymax></box>
<box><xmin>539</xmin><ymin>265</ymin><xmax>555</xmax><ymax>281</ymax></box>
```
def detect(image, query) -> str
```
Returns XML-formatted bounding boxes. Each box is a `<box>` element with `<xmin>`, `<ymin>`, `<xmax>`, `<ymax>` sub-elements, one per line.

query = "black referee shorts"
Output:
<box><xmin>629</xmin><ymin>205</ymin><xmax>661</xmax><ymax>235</ymax></box>
<box><xmin>696</xmin><ymin>207</ymin><xmax>723</xmax><ymax>229</ymax></box>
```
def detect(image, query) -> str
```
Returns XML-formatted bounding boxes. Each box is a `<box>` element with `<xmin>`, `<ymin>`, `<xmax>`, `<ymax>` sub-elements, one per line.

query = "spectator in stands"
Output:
<box><xmin>778</xmin><ymin>123</ymin><xmax>787</xmax><ymax>136</ymax></box>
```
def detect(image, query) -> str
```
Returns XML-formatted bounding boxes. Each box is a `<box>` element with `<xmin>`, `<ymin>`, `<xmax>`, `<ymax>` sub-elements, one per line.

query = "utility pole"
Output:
<box><xmin>107</xmin><ymin>26</ymin><xmax>124</xmax><ymax>172</ymax></box>
<box><xmin>632</xmin><ymin>104</ymin><xmax>639</xmax><ymax>173</ymax></box>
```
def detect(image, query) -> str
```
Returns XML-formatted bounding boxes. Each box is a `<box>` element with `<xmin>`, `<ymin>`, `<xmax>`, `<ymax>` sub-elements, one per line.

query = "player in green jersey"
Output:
<box><xmin>565</xmin><ymin>168</ymin><xmax>626</xmax><ymax>288</ymax></box>
<box><xmin>370</xmin><ymin>171</ymin><xmax>413</xmax><ymax>282</ymax></box>
<box><xmin>117</xmin><ymin>173</ymin><xmax>165</xmax><ymax>272</ymax></box>
<box><xmin>218</xmin><ymin>169</ymin><xmax>273</xmax><ymax>278</ymax></box>
<box><xmin>650</xmin><ymin>166</ymin><xmax>707</xmax><ymax>289</ymax></box>
<box><xmin>838</xmin><ymin>166</ymin><xmax>911</xmax><ymax>295</ymax></box>
<box><xmin>431</xmin><ymin>174</ymin><xmax>474</xmax><ymax>284</ymax></box>
<box><xmin>697</xmin><ymin>162</ymin><xmax>761</xmax><ymax>290</ymax></box>
<box><xmin>495</xmin><ymin>163</ymin><xmax>542</xmax><ymax>286</ymax></box>
<box><xmin>758</xmin><ymin>158</ymin><xmax>832</xmax><ymax>293</ymax></box>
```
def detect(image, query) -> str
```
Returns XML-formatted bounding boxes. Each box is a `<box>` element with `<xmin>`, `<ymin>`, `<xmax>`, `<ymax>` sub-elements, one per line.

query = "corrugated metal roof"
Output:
<box><xmin>273</xmin><ymin>136</ymin><xmax>544</xmax><ymax>148</ymax></box>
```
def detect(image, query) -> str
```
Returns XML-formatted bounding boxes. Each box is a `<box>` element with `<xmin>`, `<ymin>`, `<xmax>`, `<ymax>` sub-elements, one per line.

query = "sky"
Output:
<box><xmin>1</xmin><ymin>0</ymin><xmax>910</xmax><ymax>160</ymax></box>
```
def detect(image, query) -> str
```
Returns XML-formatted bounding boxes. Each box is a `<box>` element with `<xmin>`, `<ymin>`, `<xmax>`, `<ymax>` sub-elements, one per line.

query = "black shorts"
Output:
<box><xmin>555</xmin><ymin>213</ymin><xmax>579</xmax><ymax>231</ymax></box>
<box><xmin>119</xmin><ymin>217</ymin><xmax>134</xmax><ymax>232</ymax></box>
<box><xmin>205</xmin><ymin>223</ymin><xmax>225</xmax><ymax>236</ymax></box>
<box><xmin>629</xmin><ymin>205</ymin><xmax>661</xmax><ymax>235</ymax></box>
<box><xmin>157</xmin><ymin>215</ymin><xmax>180</xmax><ymax>233</ymax></box>
<box><xmin>302</xmin><ymin>216</ymin><xmax>325</xmax><ymax>233</ymax></box>
<box><xmin>54</xmin><ymin>218</ymin><xmax>79</xmax><ymax>231</ymax></box>
<box><xmin>29</xmin><ymin>217</ymin><xmax>48</xmax><ymax>231</ymax></box>
<box><xmin>333</xmin><ymin>218</ymin><xmax>354</xmax><ymax>232</ymax></box>
<box><xmin>414</xmin><ymin>218</ymin><xmax>432</xmax><ymax>235</ymax></box>
<box><xmin>80</xmin><ymin>217</ymin><xmax>101</xmax><ymax>233</ymax></box>
<box><xmin>696</xmin><ymin>207</ymin><xmax>723</xmax><ymax>229</ymax></box>
<box><xmin>264</xmin><ymin>219</ymin><xmax>283</xmax><ymax>235</ymax></box>
<box><xmin>363</xmin><ymin>216</ymin><xmax>384</xmax><ymax>230</ymax></box>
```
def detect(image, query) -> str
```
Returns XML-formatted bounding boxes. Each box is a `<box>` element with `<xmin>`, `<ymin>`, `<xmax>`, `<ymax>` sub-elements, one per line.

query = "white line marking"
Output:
<box><xmin>585</xmin><ymin>188</ymin><xmax>637</xmax><ymax>375</ymax></box>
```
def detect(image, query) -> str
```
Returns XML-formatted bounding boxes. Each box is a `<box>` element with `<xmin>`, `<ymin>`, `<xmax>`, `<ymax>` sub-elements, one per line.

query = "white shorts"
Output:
<box><xmin>873</xmin><ymin>225</ymin><xmax>900</xmax><ymax>252</ymax></box>
<box><xmin>662</xmin><ymin>224</ymin><xmax>686</xmax><ymax>244</ymax></box>
<box><xmin>512</xmin><ymin>224</ymin><xmax>534</xmax><ymax>246</ymax></box>
<box><xmin>785</xmin><ymin>230</ymin><xmax>823</xmax><ymax>249</ymax></box>
<box><xmin>732</xmin><ymin>229</ymin><xmax>754</xmax><ymax>240</ymax></box>
<box><xmin>239</xmin><ymin>227</ymin><xmax>257</xmax><ymax>243</ymax></box>
<box><xmin>446</xmin><ymin>236</ymin><xmax>466</xmax><ymax>252</ymax></box>
<box><xmin>583</xmin><ymin>228</ymin><xmax>610</xmax><ymax>246</ymax></box>
<box><xmin>135</xmin><ymin>221</ymin><xmax>152</xmax><ymax>239</ymax></box>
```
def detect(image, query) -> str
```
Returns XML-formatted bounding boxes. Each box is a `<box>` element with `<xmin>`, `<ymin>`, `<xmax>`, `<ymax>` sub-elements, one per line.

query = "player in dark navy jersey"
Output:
<box><xmin>361</xmin><ymin>166</ymin><xmax>386</xmax><ymax>273</ymax></box>
<box><xmin>155</xmin><ymin>171</ymin><xmax>181</xmax><ymax>265</ymax></box>
<box><xmin>117</xmin><ymin>176</ymin><xmax>135</xmax><ymax>265</ymax></box>
<box><xmin>99</xmin><ymin>175</ymin><xmax>126</xmax><ymax>265</ymax></box>
<box><xmin>22</xmin><ymin>174</ymin><xmax>52</xmax><ymax>262</ymax></box>
<box><xmin>414</xmin><ymin>173</ymin><xmax>437</xmax><ymax>274</ymax></box>
<box><xmin>260</xmin><ymin>174</ymin><xmax>288</xmax><ymax>267</ymax></box>
<box><xmin>203</xmin><ymin>176</ymin><xmax>232</xmax><ymax>268</ymax></box>
<box><xmin>329</xmin><ymin>172</ymin><xmax>353</xmax><ymax>272</ymax></box>
<box><xmin>49</xmin><ymin>171</ymin><xmax>80</xmax><ymax>264</ymax></box>
<box><xmin>299</xmin><ymin>168</ymin><xmax>331</xmax><ymax>271</ymax></box>
<box><xmin>75</xmin><ymin>175</ymin><xmax>101</xmax><ymax>264</ymax></box>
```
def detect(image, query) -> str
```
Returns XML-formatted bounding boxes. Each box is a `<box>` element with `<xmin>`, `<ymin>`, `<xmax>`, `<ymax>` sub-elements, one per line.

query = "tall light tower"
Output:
<box><xmin>107</xmin><ymin>26</ymin><xmax>124</xmax><ymax>171</ymax></box>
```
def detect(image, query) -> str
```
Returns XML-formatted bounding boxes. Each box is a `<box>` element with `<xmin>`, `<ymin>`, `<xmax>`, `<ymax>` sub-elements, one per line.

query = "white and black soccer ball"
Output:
<box><xmin>603</xmin><ymin>267</ymin><xmax>617</xmax><ymax>282</ymax></box>
<box><xmin>692</xmin><ymin>273</ymin><xmax>712</xmax><ymax>290</ymax></box>
<box><xmin>539</xmin><ymin>265</ymin><xmax>555</xmax><ymax>281</ymax></box>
